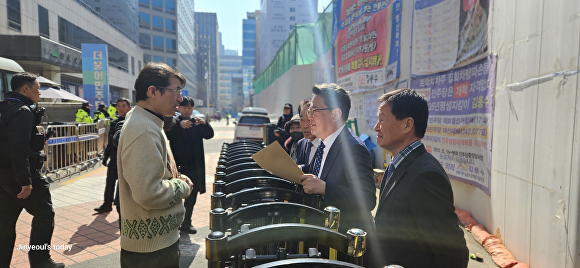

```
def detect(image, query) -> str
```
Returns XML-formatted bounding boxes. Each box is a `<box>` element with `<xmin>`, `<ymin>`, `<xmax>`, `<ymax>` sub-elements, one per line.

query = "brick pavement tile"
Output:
<box><xmin>90</xmin><ymin>246</ymin><xmax>118</xmax><ymax>257</ymax></box>
<box><xmin>11</xmin><ymin>262</ymin><xmax>30</xmax><ymax>268</ymax></box>
<box><xmin>68</xmin><ymin>252</ymin><xmax>98</xmax><ymax>263</ymax></box>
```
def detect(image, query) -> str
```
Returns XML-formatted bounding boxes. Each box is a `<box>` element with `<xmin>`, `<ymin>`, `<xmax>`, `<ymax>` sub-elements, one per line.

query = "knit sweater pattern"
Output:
<box><xmin>117</xmin><ymin>105</ymin><xmax>190</xmax><ymax>253</ymax></box>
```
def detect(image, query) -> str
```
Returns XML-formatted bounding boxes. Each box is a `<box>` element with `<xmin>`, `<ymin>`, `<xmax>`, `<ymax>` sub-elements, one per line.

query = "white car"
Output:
<box><xmin>234</xmin><ymin>114</ymin><xmax>270</xmax><ymax>142</ymax></box>
<box><xmin>192</xmin><ymin>110</ymin><xmax>205</xmax><ymax>121</ymax></box>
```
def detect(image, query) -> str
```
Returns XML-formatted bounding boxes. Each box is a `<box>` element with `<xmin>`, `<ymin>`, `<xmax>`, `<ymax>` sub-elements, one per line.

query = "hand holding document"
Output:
<box><xmin>252</xmin><ymin>142</ymin><xmax>304</xmax><ymax>184</ymax></box>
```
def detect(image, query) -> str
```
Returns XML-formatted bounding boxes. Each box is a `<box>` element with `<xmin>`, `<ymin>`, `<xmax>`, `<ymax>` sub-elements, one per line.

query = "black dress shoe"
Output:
<box><xmin>179</xmin><ymin>225</ymin><xmax>197</xmax><ymax>234</ymax></box>
<box><xmin>94</xmin><ymin>204</ymin><xmax>113</xmax><ymax>213</ymax></box>
<box><xmin>33</xmin><ymin>258</ymin><xmax>65</xmax><ymax>268</ymax></box>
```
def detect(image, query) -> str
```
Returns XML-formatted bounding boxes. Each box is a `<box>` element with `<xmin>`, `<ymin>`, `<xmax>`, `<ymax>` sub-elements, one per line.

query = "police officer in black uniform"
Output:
<box><xmin>0</xmin><ymin>73</ymin><xmax>64</xmax><ymax>268</ymax></box>
<box><xmin>95</xmin><ymin>97</ymin><xmax>131</xmax><ymax>215</ymax></box>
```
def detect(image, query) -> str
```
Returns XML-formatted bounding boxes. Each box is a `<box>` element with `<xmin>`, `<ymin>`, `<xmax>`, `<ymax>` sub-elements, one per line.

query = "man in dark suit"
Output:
<box><xmin>295</xmin><ymin>99</ymin><xmax>320</xmax><ymax>166</ymax></box>
<box><xmin>370</xmin><ymin>89</ymin><xmax>468</xmax><ymax>268</ymax></box>
<box><xmin>166</xmin><ymin>96</ymin><xmax>214</xmax><ymax>234</ymax></box>
<box><xmin>299</xmin><ymin>84</ymin><xmax>376</xmax><ymax>234</ymax></box>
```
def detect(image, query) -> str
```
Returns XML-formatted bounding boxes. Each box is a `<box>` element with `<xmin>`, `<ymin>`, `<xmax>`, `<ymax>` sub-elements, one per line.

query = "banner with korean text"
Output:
<box><xmin>411</xmin><ymin>0</ymin><xmax>490</xmax><ymax>75</ymax></box>
<box><xmin>411</xmin><ymin>56</ymin><xmax>495</xmax><ymax>193</ymax></box>
<box><xmin>332</xmin><ymin>0</ymin><xmax>401</xmax><ymax>94</ymax></box>
<box><xmin>81</xmin><ymin>44</ymin><xmax>109</xmax><ymax>115</ymax></box>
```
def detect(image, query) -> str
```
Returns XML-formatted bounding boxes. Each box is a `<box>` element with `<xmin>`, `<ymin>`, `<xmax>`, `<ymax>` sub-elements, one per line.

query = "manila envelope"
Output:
<box><xmin>252</xmin><ymin>142</ymin><xmax>303</xmax><ymax>184</ymax></box>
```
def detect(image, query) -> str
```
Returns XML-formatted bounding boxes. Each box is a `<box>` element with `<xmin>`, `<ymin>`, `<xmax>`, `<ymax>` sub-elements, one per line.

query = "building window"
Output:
<box><xmin>290</xmin><ymin>7</ymin><xmax>295</xmax><ymax>12</ymax></box>
<box><xmin>38</xmin><ymin>5</ymin><xmax>49</xmax><ymax>38</ymax></box>
<box><xmin>139</xmin><ymin>12</ymin><xmax>150</xmax><ymax>28</ymax></box>
<box><xmin>165</xmin><ymin>0</ymin><xmax>176</xmax><ymax>14</ymax></box>
<box><xmin>95</xmin><ymin>6</ymin><xmax>101</xmax><ymax>11</ymax></box>
<box><xmin>131</xmin><ymin>56</ymin><xmax>135</xmax><ymax>75</ymax></box>
<box><xmin>139</xmin><ymin>0</ymin><xmax>149</xmax><ymax>8</ymax></box>
<box><xmin>7</xmin><ymin>0</ymin><xmax>21</xmax><ymax>31</ymax></box>
<box><xmin>144</xmin><ymin>54</ymin><xmax>151</xmax><ymax>64</ymax></box>
<box><xmin>138</xmin><ymin>60</ymin><xmax>142</xmax><ymax>72</ymax></box>
<box><xmin>289</xmin><ymin>25</ymin><xmax>294</xmax><ymax>30</ymax></box>
<box><xmin>290</xmin><ymin>16</ymin><xmax>295</xmax><ymax>21</ymax></box>
<box><xmin>153</xmin><ymin>55</ymin><xmax>164</xmax><ymax>62</ymax></box>
<box><xmin>152</xmin><ymin>15</ymin><xmax>163</xmax><ymax>31</ymax></box>
<box><xmin>166</xmin><ymin>58</ymin><xmax>176</xmax><ymax>67</ymax></box>
<box><xmin>151</xmin><ymin>0</ymin><xmax>163</xmax><ymax>11</ymax></box>
<box><xmin>139</xmin><ymin>33</ymin><xmax>151</xmax><ymax>49</ymax></box>
<box><xmin>166</xmin><ymin>38</ymin><xmax>176</xmax><ymax>53</ymax></box>
<box><xmin>165</xmin><ymin>18</ymin><xmax>176</xmax><ymax>33</ymax></box>
<box><xmin>153</xmin><ymin>35</ymin><xmax>164</xmax><ymax>51</ymax></box>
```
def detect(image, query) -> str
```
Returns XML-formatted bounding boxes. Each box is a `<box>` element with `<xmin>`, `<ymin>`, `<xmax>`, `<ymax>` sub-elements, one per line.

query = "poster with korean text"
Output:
<box><xmin>81</xmin><ymin>43</ymin><xmax>109</xmax><ymax>115</ymax></box>
<box><xmin>332</xmin><ymin>0</ymin><xmax>401</xmax><ymax>94</ymax></box>
<box><xmin>411</xmin><ymin>56</ymin><xmax>495</xmax><ymax>193</ymax></box>
<box><xmin>411</xmin><ymin>0</ymin><xmax>489</xmax><ymax>75</ymax></box>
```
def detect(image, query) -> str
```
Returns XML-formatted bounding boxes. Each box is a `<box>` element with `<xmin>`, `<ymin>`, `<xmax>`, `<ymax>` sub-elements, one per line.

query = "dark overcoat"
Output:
<box><xmin>166</xmin><ymin>116</ymin><xmax>214</xmax><ymax>194</ymax></box>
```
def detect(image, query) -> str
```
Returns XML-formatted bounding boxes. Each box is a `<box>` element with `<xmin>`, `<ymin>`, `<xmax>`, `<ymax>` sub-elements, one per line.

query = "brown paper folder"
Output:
<box><xmin>251</xmin><ymin>142</ymin><xmax>304</xmax><ymax>184</ymax></box>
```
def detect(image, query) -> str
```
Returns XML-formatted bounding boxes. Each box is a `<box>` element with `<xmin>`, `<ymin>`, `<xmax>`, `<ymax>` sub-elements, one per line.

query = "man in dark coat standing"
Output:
<box><xmin>166</xmin><ymin>96</ymin><xmax>214</xmax><ymax>234</ymax></box>
<box><xmin>369</xmin><ymin>89</ymin><xmax>468</xmax><ymax>268</ymax></box>
<box><xmin>95</xmin><ymin>97</ymin><xmax>132</xmax><ymax>214</ymax></box>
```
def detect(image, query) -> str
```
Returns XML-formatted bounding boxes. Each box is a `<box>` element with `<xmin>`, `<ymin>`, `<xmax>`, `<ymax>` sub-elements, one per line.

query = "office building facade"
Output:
<box><xmin>242</xmin><ymin>12</ymin><xmax>256</xmax><ymax>102</ymax></box>
<box><xmin>0</xmin><ymin>0</ymin><xmax>143</xmax><ymax>103</ymax></box>
<box><xmin>195</xmin><ymin>12</ymin><xmax>219</xmax><ymax>109</ymax></box>
<box><xmin>218</xmin><ymin>49</ymin><xmax>242</xmax><ymax>114</ymax></box>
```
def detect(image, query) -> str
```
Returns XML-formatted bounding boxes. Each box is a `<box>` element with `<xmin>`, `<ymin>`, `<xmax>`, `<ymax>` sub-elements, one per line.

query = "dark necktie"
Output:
<box><xmin>309</xmin><ymin>141</ymin><xmax>326</xmax><ymax>177</ymax></box>
<box><xmin>304</xmin><ymin>141</ymin><xmax>314</xmax><ymax>163</ymax></box>
<box><xmin>382</xmin><ymin>162</ymin><xmax>395</xmax><ymax>190</ymax></box>
<box><xmin>379</xmin><ymin>162</ymin><xmax>395</xmax><ymax>200</ymax></box>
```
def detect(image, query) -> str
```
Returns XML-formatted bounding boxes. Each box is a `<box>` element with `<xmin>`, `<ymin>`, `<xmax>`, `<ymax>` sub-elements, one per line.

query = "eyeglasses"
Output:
<box><xmin>155</xmin><ymin>86</ymin><xmax>182</xmax><ymax>96</ymax></box>
<box><xmin>307</xmin><ymin>107</ymin><xmax>331</xmax><ymax>117</ymax></box>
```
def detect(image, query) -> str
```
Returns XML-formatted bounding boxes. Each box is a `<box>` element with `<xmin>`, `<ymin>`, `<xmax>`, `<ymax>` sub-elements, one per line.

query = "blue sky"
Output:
<box><xmin>195</xmin><ymin>0</ymin><xmax>333</xmax><ymax>54</ymax></box>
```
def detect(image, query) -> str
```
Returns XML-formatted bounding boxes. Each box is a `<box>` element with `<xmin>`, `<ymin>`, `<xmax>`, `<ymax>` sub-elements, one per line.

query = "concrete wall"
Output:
<box><xmin>253</xmin><ymin>64</ymin><xmax>315</xmax><ymax>122</ymax></box>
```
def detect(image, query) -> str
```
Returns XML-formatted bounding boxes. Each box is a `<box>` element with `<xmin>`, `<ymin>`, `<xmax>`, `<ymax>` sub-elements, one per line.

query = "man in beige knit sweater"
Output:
<box><xmin>117</xmin><ymin>62</ymin><xmax>193</xmax><ymax>268</ymax></box>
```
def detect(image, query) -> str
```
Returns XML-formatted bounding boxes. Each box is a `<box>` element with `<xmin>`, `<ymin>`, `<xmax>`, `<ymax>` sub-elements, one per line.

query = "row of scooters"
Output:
<box><xmin>205</xmin><ymin>140</ymin><xmax>370</xmax><ymax>268</ymax></box>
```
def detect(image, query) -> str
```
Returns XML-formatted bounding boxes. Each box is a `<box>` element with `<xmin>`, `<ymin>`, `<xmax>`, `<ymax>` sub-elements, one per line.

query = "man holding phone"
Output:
<box><xmin>166</xmin><ymin>96</ymin><xmax>214</xmax><ymax>234</ymax></box>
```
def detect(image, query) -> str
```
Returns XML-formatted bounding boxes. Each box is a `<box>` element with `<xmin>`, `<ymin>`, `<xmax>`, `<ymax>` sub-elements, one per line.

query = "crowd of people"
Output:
<box><xmin>0</xmin><ymin>64</ymin><xmax>469</xmax><ymax>268</ymax></box>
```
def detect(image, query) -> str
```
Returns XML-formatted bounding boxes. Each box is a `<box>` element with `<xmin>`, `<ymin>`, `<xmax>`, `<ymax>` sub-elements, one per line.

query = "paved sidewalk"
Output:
<box><xmin>9</xmin><ymin>166</ymin><xmax>211</xmax><ymax>268</ymax></box>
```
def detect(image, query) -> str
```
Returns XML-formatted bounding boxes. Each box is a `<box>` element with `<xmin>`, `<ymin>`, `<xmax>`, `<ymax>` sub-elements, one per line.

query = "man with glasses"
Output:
<box><xmin>117</xmin><ymin>63</ymin><xmax>193</xmax><ymax>268</ymax></box>
<box><xmin>299</xmin><ymin>83</ymin><xmax>376</xmax><ymax>235</ymax></box>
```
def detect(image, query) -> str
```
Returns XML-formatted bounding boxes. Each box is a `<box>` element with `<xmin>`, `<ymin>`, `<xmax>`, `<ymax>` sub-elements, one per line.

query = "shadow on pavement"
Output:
<box><xmin>179</xmin><ymin>232</ymin><xmax>201</xmax><ymax>268</ymax></box>
<box><xmin>65</xmin><ymin>213</ymin><xmax>120</xmax><ymax>255</ymax></box>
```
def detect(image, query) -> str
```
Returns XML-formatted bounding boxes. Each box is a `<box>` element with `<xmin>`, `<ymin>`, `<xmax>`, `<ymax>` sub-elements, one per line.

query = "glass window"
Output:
<box><xmin>38</xmin><ymin>5</ymin><xmax>49</xmax><ymax>38</ymax></box>
<box><xmin>139</xmin><ymin>12</ymin><xmax>150</xmax><ymax>28</ymax></box>
<box><xmin>139</xmin><ymin>33</ymin><xmax>151</xmax><ymax>48</ymax></box>
<box><xmin>239</xmin><ymin>116</ymin><xmax>270</xmax><ymax>124</ymax></box>
<box><xmin>290</xmin><ymin>7</ymin><xmax>295</xmax><ymax>12</ymax></box>
<box><xmin>153</xmin><ymin>35</ymin><xmax>164</xmax><ymax>51</ymax></box>
<box><xmin>166</xmin><ymin>38</ymin><xmax>176</xmax><ymax>53</ymax></box>
<box><xmin>290</xmin><ymin>16</ymin><xmax>295</xmax><ymax>21</ymax></box>
<box><xmin>289</xmin><ymin>25</ymin><xmax>294</xmax><ymax>30</ymax></box>
<box><xmin>131</xmin><ymin>56</ymin><xmax>135</xmax><ymax>75</ymax></box>
<box><xmin>138</xmin><ymin>60</ymin><xmax>142</xmax><ymax>72</ymax></box>
<box><xmin>153</xmin><ymin>55</ymin><xmax>164</xmax><ymax>62</ymax></box>
<box><xmin>165</xmin><ymin>0</ymin><xmax>176</xmax><ymax>14</ymax></box>
<box><xmin>144</xmin><ymin>54</ymin><xmax>151</xmax><ymax>64</ymax></box>
<box><xmin>166</xmin><ymin>58</ymin><xmax>176</xmax><ymax>67</ymax></box>
<box><xmin>152</xmin><ymin>15</ymin><xmax>163</xmax><ymax>30</ymax></box>
<box><xmin>165</xmin><ymin>18</ymin><xmax>176</xmax><ymax>33</ymax></box>
<box><xmin>7</xmin><ymin>0</ymin><xmax>21</xmax><ymax>31</ymax></box>
<box><xmin>151</xmin><ymin>0</ymin><xmax>162</xmax><ymax>11</ymax></box>
<box><xmin>58</xmin><ymin>16</ymin><xmax>129</xmax><ymax>72</ymax></box>
<box><xmin>139</xmin><ymin>0</ymin><xmax>149</xmax><ymax>7</ymax></box>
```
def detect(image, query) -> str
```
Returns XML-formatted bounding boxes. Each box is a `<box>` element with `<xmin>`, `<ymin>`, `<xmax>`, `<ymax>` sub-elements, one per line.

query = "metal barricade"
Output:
<box><xmin>97</xmin><ymin>119</ymin><xmax>110</xmax><ymax>152</ymax></box>
<box><xmin>77</xmin><ymin>123</ymin><xmax>100</xmax><ymax>164</ymax></box>
<box><xmin>44</xmin><ymin>124</ymin><xmax>79</xmax><ymax>179</ymax></box>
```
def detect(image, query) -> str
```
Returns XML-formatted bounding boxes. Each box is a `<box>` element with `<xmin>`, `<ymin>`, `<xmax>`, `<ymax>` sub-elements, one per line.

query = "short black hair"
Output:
<box><xmin>116</xmin><ymin>97</ymin><xmax>131</xmax><ymax>107</ymax></box>
<box><xmin>10</xmin><ymin>72</ymin><xmax>37</xmax><ymax>92</ymax></box>
<box><xmin>378</xmin><ymin>89</ymin><xmax>429</xmax><ymax>138</ymax></box>
<box><xmin>298</xmin><ymin>99</ymin><xmax>311</xmax><ymax>116</ymax></box>
<box><xmin>312</xmin><ymin>83</ymin><xmax>351</xmax><ymax>122</ymax></box>
<box><xmin>179</xmin><ymin>96</ymin><xmax>195</xmax><ymax>107</ymax></box>
<box><xmin>134</xmin><ymin>62</ymin><xmax>185</xmax><ymax>102</ymax></box>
